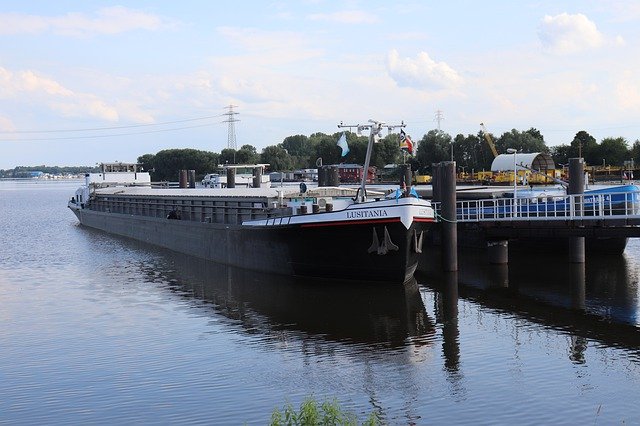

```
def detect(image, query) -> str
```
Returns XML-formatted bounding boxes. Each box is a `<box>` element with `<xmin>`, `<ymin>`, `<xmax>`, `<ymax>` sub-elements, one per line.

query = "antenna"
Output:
<box><xmin>221</xmin><ymin>105</ymin><xmax>240</xmax><ymax>150</ymax></box>
<box><xmin>338</xmin><ymin>119</ymin><xmax>406</xmax><ymax>202</ymax></box>
<box><xmin>434</xmin><ymin>110</ymin><xmax>444</xmax><ymax>131</ymax></box>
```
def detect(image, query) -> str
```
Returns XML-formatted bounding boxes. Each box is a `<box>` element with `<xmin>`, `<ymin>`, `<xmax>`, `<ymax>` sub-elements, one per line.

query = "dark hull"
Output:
<box><xmin>73</xmin><ymin>208</ymin><xmax>432</xmax><ymax>284</ymax></box>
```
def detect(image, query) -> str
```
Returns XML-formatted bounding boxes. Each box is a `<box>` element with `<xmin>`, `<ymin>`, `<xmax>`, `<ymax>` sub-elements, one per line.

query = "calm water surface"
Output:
<box><xmin>2</xmin><ymin>180</ymin><xmax>640</xmax><ymax>424</ymax></box>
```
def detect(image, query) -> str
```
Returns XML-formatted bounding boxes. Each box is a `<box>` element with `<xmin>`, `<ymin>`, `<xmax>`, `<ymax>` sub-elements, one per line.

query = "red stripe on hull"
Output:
<box><xmin>300</xmin><ymin>218</ymin><xmax>401</xmax><ymax>228</ymax></box>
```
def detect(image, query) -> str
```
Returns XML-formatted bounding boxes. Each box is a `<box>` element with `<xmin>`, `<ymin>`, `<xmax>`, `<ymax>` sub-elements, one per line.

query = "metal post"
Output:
<box><xmin>507</xmin><ymin>148</ymin><xmax>517</xmax><ymax>217</ymax></box>
<box><xmin>568</xmin><ymin>157</ymin><xmax>585</xmax><ymax>263</ymax></box>
<box><xmin>358</xmin><ymin>126</ymin><xmax>377</xmax><ymax>202</ymax></box>
<box><xmin>441</xmin><ymin>161</ymin><xmax>458</xmax><ymax>271</ymax></box>
<box><xmin>337</xmin><ymin>119</ymin><xmax>406</xmax><ymax>202</ymax></box>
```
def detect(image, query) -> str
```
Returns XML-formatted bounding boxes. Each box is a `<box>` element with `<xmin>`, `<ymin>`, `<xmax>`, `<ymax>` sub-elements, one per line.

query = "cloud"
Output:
<box><xmin>307</xmin><ymin>10</ymin><xmax>379</xmax><ymax>24</ymax></box>
<box><xmin>386</xmin><ymin>49</ymin><xmax>463</xmax><ymax>91</ymax></box>
<box><xmin>538</xmin><ymin>13</ymin><xmax>604</xmax><ymax>55</ymax></box>
<box><xmin>0</xmin><ymin>6</ymin><xmax>174</xmax><ymax>37</ymax></box>
<box><xmin>0</xmin><ymin>66</ymin><xmax>159</xmax><ymax>122</ymax></box>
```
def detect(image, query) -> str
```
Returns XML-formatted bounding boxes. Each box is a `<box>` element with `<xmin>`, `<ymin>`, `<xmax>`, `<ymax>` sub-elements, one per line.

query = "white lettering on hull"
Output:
<box><xmin>345</xmin><ymin>209</ymin><xmax>389</xmax><ymax>219</ymax></box>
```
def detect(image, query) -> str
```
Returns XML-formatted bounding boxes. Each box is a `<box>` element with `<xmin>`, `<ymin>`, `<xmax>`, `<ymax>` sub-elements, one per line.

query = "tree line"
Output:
<box><xmin>137</xmin><ymin>131</ymin><xmax>405</xmax><ymax>181</ymax></box>
<box><xmin>4</xmin><ymin>127</ymin><xmax>636</xmax><ymax>180</ymax></box>
<box><xmin>0</xmin><ymin>165</ymin><xmax>99</xmax><ymax>178</ymax></box>
<box><xmin>138</xmin><ymin>128</ymin><xmax>640</xmax><ymax>181</ymax></box>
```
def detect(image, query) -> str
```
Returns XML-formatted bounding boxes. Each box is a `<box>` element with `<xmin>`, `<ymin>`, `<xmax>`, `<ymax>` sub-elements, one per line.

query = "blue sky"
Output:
<box><xmin>1</xmin><ymin>1</ymin><xmax>640</xmax><ymax>168</ymax></box>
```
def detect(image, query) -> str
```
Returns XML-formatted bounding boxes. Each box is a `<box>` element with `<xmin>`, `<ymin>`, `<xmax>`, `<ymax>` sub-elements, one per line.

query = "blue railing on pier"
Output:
<box><xmin>432</xmin><ymin>188</ymin><xmax>640</xmax><ymax>222</ymax></box>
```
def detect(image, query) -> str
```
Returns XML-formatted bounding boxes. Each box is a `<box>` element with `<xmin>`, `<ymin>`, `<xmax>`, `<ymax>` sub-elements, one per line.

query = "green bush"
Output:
<box><xmin>270</xmin><ymin>397</ymin><xmax>378</xmax><ymax>426</ymax></box>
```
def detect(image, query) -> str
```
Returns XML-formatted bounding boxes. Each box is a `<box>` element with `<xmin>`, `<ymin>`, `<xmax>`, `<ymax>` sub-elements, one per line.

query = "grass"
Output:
<box><xmin>270</xmin><ymin>397</ymin><xmax>378</xmax><ymax>426</ymax></box>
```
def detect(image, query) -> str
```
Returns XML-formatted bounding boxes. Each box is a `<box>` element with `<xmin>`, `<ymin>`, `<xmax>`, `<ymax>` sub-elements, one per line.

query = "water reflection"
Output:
<box><xmin>419</xmin><ymin>247</ymin><xmax>640</xmax><ymax>356</ymax></box>
<box><xmin>136</xmin><ymin>249</ymin><xmax>436</xmax><ymax>350</ymax></box>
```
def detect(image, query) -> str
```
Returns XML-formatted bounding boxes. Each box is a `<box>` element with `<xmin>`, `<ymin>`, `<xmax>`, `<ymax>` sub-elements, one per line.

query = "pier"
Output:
<box><xmin>430</xmin><ymin>159</ymin><xmax>640</xmax><ymax>267</ymax></box>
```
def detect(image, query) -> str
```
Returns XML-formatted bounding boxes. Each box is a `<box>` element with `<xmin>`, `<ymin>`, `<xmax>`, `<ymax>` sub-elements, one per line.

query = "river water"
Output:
<box><xmin>2</xmin><ymin>180</ymin><xmax>640</xmax><ymax>424</ymax></box>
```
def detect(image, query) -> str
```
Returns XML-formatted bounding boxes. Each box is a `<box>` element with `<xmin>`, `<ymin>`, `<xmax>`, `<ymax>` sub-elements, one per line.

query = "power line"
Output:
<box><xmin>0</xmin><ymin>115</ymin><xmax>219</xmax><ymax>134</ymax></box>
<box><xmin>0</xmin><ymin>122</ymin><xmax>215</xmax><ymax>142</ymax></box>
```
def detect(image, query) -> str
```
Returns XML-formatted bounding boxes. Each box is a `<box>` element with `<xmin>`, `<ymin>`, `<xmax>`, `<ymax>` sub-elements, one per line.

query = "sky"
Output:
<box><xmin>1</xmin><ymin>1</ymin><xmax>640</xmax><ymax>168</ymax></box>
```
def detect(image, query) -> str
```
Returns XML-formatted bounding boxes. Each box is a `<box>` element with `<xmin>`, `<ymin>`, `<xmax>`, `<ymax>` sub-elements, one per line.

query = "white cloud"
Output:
<box><xmin>0</xmin><ymin>6</ymin><xmax>173</xmax><ymax>37</ymax></box>
<box><xmin>0</xmin><ymin>66</ymin><xmax>160</xmax><ymax>123</ymax></box>
<box><xmin>386</xmin><ymin>49</ymin><xmax>463</xmax><ymax>91</ymax></box>
<box><xmin>307</xmin><ymin>10</ymin><xmax>379</xmax><ymax>24</ymax></box>
<box><xmin>538</xmin><ymin>13</ymin><xmax>604</xmax><ymax>55</ymax></box>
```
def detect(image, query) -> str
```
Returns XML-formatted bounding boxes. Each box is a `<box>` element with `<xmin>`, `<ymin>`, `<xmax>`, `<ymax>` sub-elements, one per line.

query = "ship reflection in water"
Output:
<box><xmin>420</xmin><ymin>245</ymin><xmax>640</xmax><ymax>362</ymax></box>
<box><xmin>139</xmin><ymin>250</ymin><xmax>437</xmax><ymax>350</ymax></box>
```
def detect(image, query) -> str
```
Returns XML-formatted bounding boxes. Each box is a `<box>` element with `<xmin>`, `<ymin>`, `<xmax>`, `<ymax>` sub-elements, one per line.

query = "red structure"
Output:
<box><xmin>337</xmin><ymin>164</ymin><xmax>376</xmax><ymax>183</ymax></box>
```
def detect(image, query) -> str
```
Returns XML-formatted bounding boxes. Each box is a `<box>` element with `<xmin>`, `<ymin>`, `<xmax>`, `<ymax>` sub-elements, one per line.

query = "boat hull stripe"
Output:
<box><xmin>300</xmin><ymin>218</ymin><xmax>401</xmax><ymax>228</ymax></box>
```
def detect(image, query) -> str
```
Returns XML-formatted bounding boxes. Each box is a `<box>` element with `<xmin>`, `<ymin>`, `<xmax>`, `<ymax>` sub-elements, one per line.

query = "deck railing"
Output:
<box><xmin>432</xmin><ymin>189</ymin><xmax>640</xmax><ymax>222</ymax></box>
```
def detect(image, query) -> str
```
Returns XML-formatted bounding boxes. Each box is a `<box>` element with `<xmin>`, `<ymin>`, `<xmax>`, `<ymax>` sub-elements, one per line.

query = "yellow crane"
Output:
<box><xmin>480</xmin><ymin>123</ymin><xmax>498</xmax><ymax>158</ymax></box>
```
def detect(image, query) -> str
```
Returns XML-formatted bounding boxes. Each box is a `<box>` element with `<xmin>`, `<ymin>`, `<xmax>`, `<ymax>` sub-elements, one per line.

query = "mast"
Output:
<box><xmin>338</xmin><ymin>119</ymin><xmax>406</xmax><ymax>203</ymax></box>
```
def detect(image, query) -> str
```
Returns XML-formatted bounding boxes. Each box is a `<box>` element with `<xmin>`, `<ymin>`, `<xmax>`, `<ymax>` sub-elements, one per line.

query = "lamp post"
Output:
<box><xmin>507</xmin><ymin>148</ymin><xmax>517</xmax><ymax>217</ymax></box>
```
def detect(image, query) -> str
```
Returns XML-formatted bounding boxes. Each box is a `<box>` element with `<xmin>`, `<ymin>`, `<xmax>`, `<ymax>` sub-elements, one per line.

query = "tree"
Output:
<box><xmin>495</xmin><ymin>129</ymin><xmax>547</xmax><ymax>154</ymax></box>
<box><xmin>570</xmin><ymin>130</ymin><xmax>597</xmax><ymax>163</ymax></box>
<box><xmin>137</xmin><ymin>153</ymin><xmax>155</xmax><ymax>173</ymax></box>
<box><xmin>372</xmin><ymin>135</ymin><xmax>402</xmax><ymax>167</ymax></box>
<box><xmin>219</xmin><ymin>148</ymin><xmax>237</xmax><ymax>165</ymax></box>
<box><xmin>261</xmin><ymin>145</ymin><xmax>293</xmax><ymax>171</ymax></box>
<box><xmin>595</xmin><ymin>137</ymin><xmax>629</xmax><ymax>166</ymax></box>
<box><xmin>311</xmin><ymin>135</ymin><xmax>343</xmax><ymax>166</ymax></box>
<box><xmin>236</xmin><ymin>144</ymin><xmax>260</xmax><ymax>164</ymax></box>
<box><xmin>549</xmin><ymin>144</ymin><xmax>572</xmax><ymax>168</ymax></box>
<box><xmin>144</xmin><ymin>149</ymin><xmax>218</xmax><ymax>181</ymax></box>
<box><xmin>281</xmin><ymin>135</ymin><xmax>310</xmax><ymax>157</ymax></box>
<box><xmin>339</xmin><ymin>132</ymin><xmax>368</xmax><ymax>165</ymax></box>
<box><xmin>415</xmin><ymin>130</ymin><xmax>453</xmax><ymax>174</ymax></box>
<box><xmin>453</xmin><ymin>133</ymin><xmax>490</xmax><ymax>172</ymax></box>
<box><xmin>630</xmin><ymin>140</ymin><xmax>640</xmax><ymax>167</ymax></box>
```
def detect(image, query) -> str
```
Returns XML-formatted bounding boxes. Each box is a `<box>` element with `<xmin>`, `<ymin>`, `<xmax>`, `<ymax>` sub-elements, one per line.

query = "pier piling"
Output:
<box><xmin>440</xmin><ymin>161</ymin><xmax>458</xmax><ymax>272</ymax></box>
<box><xmin>487</xmin><ymin>240</ymin><xmax>509</xmax><ymax>264</ymax></box>
<box><xmin>252</xmin><ymin>167</ymin><xmax>262</xmax><ymax>188</ymax></box>
<box><xmin>179</xmin><ymin>170</ymin><xmax>188</xmax><ymax>188</ymax></box>
<box><xmin>568</xmin><ymin>158</ymin><xmax>585</xmax><ymax>263</ymax></box>
<box><xmin>226</xmin><ymin>168</ymin><xmax>236</xmax><ymax>188</ymax></box>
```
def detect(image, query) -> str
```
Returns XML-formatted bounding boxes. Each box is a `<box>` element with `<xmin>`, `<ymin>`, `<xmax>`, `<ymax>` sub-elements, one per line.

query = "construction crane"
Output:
<box><xmin>480</xmin><ymin>123</ymin><xmax>498</xmax><ymax>158</ymax></box>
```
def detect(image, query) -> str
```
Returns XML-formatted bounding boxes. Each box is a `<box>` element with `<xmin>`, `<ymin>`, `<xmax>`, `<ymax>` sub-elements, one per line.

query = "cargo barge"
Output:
<box><xmin>68</xmin><ymin>121</ymin><xmax>436</xmax><ymax>284</ymax></box>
